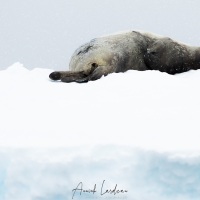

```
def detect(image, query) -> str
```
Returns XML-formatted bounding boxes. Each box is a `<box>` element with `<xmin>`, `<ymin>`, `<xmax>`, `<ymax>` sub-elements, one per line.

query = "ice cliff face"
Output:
<box><xmin>1</xmin><ymin>147</ymin><xmax>200</xmax><ymax>200</ymax></box>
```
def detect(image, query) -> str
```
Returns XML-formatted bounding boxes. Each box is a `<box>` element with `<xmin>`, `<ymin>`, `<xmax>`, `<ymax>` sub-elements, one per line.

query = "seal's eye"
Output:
<box><xmin>90</xmin><ymin>63</ymin><xmax>98</xmax><ymax>73</ymax></box>
<box><xmin>91</xmin><ymin>63</ymin><xmax>98</xmax><ymax>68</ymax></box>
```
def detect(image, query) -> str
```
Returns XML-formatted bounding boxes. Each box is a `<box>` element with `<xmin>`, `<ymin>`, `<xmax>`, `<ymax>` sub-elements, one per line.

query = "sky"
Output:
<box><xmin>1</xmin><ymin>0</ymin><xmax>200</xmax><ymax>70</ymax></box>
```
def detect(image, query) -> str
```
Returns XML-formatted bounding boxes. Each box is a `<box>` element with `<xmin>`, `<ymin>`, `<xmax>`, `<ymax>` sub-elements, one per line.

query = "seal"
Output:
<box><xmin>144</xmin><ymin>36</ymin><xmax>200</xmax><ymax>74</ymax></box>
<box><xmin>49</xmin><ymin>31</ymin><xmax>200</xmax><ymax>83</ymax></box>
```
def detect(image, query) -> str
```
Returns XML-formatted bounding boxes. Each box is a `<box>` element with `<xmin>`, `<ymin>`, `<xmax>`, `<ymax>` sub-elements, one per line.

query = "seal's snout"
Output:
<box><xmin>49</xmin><ymin>72</ymin><xmax>61</xmax><ymax>80</ymax></box>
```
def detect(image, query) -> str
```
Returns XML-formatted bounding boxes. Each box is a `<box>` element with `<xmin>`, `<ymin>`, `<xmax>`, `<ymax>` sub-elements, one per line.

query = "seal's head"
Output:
<box><xmin>69</xmin><ymin>39</ymin><xmax>116</xmax><ymax>74</ymax></box>
<box><xmin>49</xmin><ymin>38</ymin><xmax>118</xmax><ymax>83</ymax></box>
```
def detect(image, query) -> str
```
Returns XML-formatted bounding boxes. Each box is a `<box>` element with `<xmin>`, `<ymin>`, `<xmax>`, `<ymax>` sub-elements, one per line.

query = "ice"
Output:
<box><xmin>0</xmin><ymin>63</ymin><xmax>200</xmax><ymax>199</ymax></box>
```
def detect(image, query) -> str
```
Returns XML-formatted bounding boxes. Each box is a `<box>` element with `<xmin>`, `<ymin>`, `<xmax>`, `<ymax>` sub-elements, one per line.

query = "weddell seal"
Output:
<box><xmin>49</xmin><ymin>31</ymin><xmax>200</xmax><ymax>83</ymax></box>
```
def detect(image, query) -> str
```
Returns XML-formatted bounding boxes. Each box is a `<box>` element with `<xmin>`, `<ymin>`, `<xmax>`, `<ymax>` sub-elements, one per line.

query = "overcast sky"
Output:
<box><xmin>1</xmin><ymin>0</ymin><xmax>200</xmax><ymax>70</ymax></box>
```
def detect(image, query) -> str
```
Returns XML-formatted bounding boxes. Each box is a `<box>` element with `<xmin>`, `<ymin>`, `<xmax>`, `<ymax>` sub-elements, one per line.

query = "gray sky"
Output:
<box><xmin>1</xmin><ymin>0</ymin><xmax>200</xmax><ymax>70</ymax></box>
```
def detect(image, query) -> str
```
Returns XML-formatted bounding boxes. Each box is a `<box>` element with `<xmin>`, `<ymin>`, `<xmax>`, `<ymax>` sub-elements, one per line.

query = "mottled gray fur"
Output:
<box><xmin>49</xmin><ymin>31</ymin><xmax>200</xmax><ymax>83</ymax></box>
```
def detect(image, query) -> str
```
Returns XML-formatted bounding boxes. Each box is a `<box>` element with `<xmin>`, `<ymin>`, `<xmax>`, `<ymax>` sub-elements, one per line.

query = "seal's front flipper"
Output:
<box><xmin>89</xmin><ymin>67</ymin><xmax>104</xmax><ymax>81</ymax></box>
<box><xmin>61</xmin><ymin>75</ymin><xmax>89</xmax><ymax>83</ymax></box>
<box><xmin>50</xmin><ymin>65</ymin><xmax>114</xmax><ymax>83</ymax></box>
<box><xmin>49</xmin><ymin>71</ymin><xmax>89</xmax><ymax>83</ymax></box>
<box><xmin>89</xmin><ymin>65</ymin><xmax>114</xmax><ymax>81</ymax></box>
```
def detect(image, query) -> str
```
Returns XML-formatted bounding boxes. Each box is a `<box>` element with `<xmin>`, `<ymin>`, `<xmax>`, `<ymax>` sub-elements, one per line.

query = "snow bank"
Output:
<box><xmin>1</xmin><ymin>63</ymin><xmax>200</xmax><ymax>151</ymax></box>
<box><xmin>0</xmin><ymin>63</ymin><xmax>200</xmax><ymax>199</ymax></box>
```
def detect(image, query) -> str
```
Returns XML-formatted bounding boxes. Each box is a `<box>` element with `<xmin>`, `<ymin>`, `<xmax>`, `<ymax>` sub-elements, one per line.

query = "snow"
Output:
<box><xmin>1</xmin><ymin>63</ymin><xmax>200</xmax><ymax>151</ymax></box>
<box><xmin>1</xmin><ymin>63</ymin><xmax>200</xmax><ymax>199</ymax></box>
